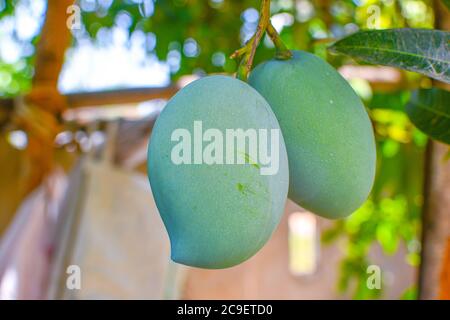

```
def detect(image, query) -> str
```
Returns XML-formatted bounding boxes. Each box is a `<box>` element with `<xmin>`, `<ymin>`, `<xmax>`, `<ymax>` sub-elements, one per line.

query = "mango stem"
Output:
<box><xmin>230</xmin><ymin>0</ymin><xmax>292</xmax><ymax>81</ymax></box>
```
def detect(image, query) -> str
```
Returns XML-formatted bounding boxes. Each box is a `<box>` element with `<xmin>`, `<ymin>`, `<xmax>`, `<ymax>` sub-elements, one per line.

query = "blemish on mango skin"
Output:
<box><xmin>251</xmin><ymin>162</ymin><xmax>261</xmax><ymax>170</ymax></box>
<box><xmin>236</xmin><ymin>182</ymin><xmax>256</xmax><ymax>196</ymax></box>
<box><xmin>238</xmin><ymin>151</ymin><xmax>261</xmax><ymax>170</ymax></box>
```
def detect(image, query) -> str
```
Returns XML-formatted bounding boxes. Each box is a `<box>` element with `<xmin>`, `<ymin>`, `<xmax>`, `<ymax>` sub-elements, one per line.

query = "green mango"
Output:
<box><xmin>249</xmin><ymin>51</ymin><xmax>376</xmax><ymax>219</ymax></box>
<box><xmin>147</xmin><ymin>75</ymin><xmax>289</xmax><ymax>269</ymax></box>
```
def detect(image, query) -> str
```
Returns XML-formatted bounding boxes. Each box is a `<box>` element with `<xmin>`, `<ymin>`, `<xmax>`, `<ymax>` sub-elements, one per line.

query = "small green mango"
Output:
<box><xmin>249</xmin><ymin>51</ymin><xmax>376</xmax><ymax>219</ymax></box>
<box><xmin>147</xmin><ymin>75</ymin><xmax>289</xmax><ymax>269</ymax></box>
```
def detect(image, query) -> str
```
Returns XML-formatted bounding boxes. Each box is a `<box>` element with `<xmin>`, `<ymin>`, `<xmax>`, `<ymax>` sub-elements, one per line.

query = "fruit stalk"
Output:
<box><xmin>266</xmin><ymin>23</ymin><xmax>292</xmax><ymax>60</ymax></box>
<box><xmin>230</xmin><ymin>0</ymin><xmax>292</xmax><ymax>81</ymax></box>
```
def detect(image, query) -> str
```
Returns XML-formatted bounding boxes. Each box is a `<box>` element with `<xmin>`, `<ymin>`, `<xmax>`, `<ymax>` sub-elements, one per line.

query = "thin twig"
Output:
<box><xmin>230</xmin><ymin>0</ymin><xmax>292</xmax><ymax>81</ymax></box>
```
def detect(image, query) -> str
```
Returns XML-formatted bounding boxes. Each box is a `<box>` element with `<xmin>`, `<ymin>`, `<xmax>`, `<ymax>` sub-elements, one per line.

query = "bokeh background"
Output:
<box><xmin>0</xmin><ymin>0</ymin><xmax>449</xmax><ymax>300</ymax></box>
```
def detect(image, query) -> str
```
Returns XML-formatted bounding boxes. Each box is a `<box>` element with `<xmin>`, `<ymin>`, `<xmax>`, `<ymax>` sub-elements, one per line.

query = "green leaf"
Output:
<box><xmin>329</xmin><ymin>29</ymin><xmax>450</xmax><ymax>83</ymax></box>
<box><xmin>405</xmin><ymin>88</ymin><xmax>450</xmax><ymax>145</ymax></box>
<box><xmin>368</xmin><ymin>91</ymin><xmax>411</xmax><ymax>111</ymax></box>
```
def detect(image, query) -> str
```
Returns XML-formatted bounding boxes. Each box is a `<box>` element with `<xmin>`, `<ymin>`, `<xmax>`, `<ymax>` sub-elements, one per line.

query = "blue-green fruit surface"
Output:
<box><xmin>147</xmin><ymin>75</ymin><xmax>289</xmax><ymax>269</ymax></box>
<box><xmin>249</xmin><ymin>51</ymin><xmax>376</xmax><ymax>219</ymax></box>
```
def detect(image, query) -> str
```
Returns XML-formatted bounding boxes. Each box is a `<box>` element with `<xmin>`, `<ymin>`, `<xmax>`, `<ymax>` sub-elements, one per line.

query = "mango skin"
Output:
<box><xmin>147</xmin><ymin>75</ymin><xmax>289</xmax><ymax>269</ymax></box>
<box><xmin>249</xmin><ymin>51</ymin><xmax>376</xmax><ymax>219</ymax></box>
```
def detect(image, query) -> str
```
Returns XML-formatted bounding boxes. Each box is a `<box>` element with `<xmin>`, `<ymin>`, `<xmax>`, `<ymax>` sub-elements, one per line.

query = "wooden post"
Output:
<box><xmin>419</xmin><ymin>142</ymin><xmax>450</xmax><ymax>299</ymax></box>
<box><xmin>16</xmin><ymin>0</ymin><xmax>74</xmax><ymax>191</ymax></box>
<box><xmin>418</xmin><ymin>1</ymin><xmax>450</xmax><ymax>300</ymax></box>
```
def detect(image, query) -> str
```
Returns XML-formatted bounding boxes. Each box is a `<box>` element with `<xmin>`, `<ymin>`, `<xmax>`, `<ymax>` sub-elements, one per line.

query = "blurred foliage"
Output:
<box><xmin>0</xmin><ymin>0</ymin><xmax>41</xmax><ymax>97</ymax></box>
<box><xmin>76</xmin><ymin>0</ymin><xmax>435</xmax><ymax>77</ymax></box>
<box><xmin>0</xmin><ymin>0</ymin><xmax>438</xmax><ymax>299</ymax></box>
<box><xmin>322</xmin><ymin>105</ymin><xmax>427</xmax><ymax>298</ymax></box>
<box><xmin>400</xmin><ymin>285</ymin><xmax>418</xmax><ymax>299</ymax></box>
<box><xmin>442</xmin><ymin>0</ymin><xmax>450</xmax><ymax>10</ymax></box>
<box><xmin>0</xmin><ymin>60</ymin><xmax>33</xmax><ymax>96</ymax></box>
<box><xmin>0</xmin><ymin>0</ymin><xmax>436</xmax><ymax>94</ymax></box>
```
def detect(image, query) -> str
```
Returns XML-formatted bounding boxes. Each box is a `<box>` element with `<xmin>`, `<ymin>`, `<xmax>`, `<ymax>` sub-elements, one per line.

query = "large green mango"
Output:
<box><xmin>249</xmin><ymin>51</ymin><xmax>376</xmax><ymax>219</ymax></box>
<box><xmin>147</xmin><ymin>75</ymin><xmax>289</xmax><ymax>269</ymax></box>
